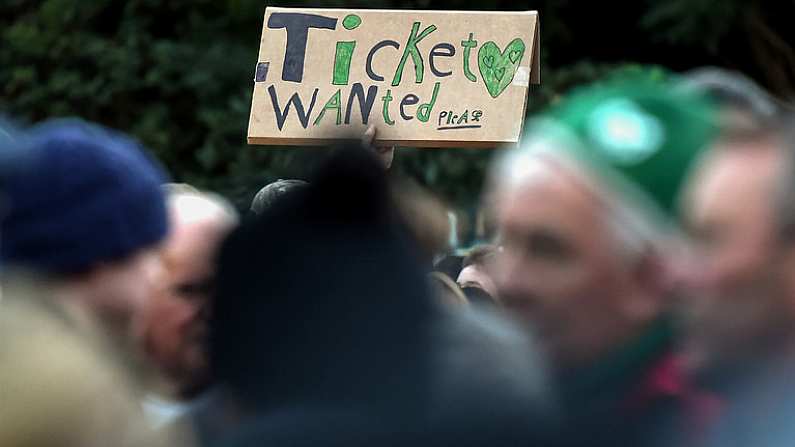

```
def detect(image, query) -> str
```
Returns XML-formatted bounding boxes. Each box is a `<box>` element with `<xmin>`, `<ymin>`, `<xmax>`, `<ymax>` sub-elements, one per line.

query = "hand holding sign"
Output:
<box><xmin>361</xmin><ymin>125</ymin><xmax>395</xmax><ymax>170</ymax></box>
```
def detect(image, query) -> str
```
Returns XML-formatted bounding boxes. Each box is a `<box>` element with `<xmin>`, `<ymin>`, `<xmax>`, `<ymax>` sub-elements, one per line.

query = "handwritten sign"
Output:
<box><xmin>248</xmin><ymin>8</ymin><xmax>539</xmax><ymax>148</ymax></box>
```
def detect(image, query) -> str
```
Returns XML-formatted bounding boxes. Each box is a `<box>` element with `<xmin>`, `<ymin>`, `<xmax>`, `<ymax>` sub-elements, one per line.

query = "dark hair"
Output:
<box><xmin>462</xmin><ymin>286</ymin><xmax>496</xmax><ymax>307</ymax></box>
<box><xmin>249</xmin><ymin>179</ymin><xmax>309</xmax><ymax>216</ymax></box>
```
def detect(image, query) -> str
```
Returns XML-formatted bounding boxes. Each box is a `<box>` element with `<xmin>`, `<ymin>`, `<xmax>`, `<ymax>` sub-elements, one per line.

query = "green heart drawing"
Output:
<box><xmin>477</xmin><ymin>38</ymin><xmax>526</xmax><ymax>98</ymax></box>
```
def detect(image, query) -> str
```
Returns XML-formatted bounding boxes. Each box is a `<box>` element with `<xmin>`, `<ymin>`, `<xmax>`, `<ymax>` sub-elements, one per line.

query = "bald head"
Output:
<box><xmin>164</xmin><ymin>189</ymin><xmax>238</xmax><ymax>285</ymax></box>
<box><xmin>167</xmin><ymin>185</ymin><xmax>238</xmax><ymax>227</ymax></box>
<box><xmin>143</xmin><ymin>186</ymin><xmax>238</xmax><ymax>397</ymax></box>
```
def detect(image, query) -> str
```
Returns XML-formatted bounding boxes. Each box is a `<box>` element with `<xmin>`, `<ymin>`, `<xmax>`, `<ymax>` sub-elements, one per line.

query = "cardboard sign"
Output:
<box><xmin>247</xmin><ymin>8</ymin><xmax>539</xmax><ymax>148</ymax></box>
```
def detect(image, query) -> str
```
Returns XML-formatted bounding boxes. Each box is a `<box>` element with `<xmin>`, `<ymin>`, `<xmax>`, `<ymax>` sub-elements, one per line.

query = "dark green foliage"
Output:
<box><xmin>2</xmin><ymin>0</ymin><xmax>792</xmax><ymax>210</ymax></box>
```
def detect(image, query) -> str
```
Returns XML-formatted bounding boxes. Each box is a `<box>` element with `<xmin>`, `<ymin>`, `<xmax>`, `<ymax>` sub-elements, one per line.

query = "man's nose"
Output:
<box><xmin>669</xmin><ymin>250</ymin><xmax>711</xmax><ymax>295</ymax></box>
<box><xmin>194</xmin><ymin>297</ymin><xmax>211</xmax><ymax>322</ymax></box>
<box><xmin>494</xmin><ymin>251</ymin><xmax>530</xmax><ymax>297</ymax></box>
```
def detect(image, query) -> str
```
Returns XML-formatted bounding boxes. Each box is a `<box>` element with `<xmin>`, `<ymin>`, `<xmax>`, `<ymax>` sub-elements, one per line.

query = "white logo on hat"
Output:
<box><xmin>587</xmin><ymin>99</ymin><xmax>664</xmax><ymax>165</ymax></box>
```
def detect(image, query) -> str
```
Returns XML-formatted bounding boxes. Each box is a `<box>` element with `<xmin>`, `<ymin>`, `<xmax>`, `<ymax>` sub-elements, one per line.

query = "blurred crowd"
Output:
<box><xmin>3</xmin><ymin>67</ymin><xmax>795</xmax><ymax>447</ymax></box>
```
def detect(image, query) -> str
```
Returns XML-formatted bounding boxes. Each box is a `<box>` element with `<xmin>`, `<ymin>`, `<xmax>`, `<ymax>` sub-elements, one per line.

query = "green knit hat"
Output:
<box><xmin>523</xmin><ymin>76</ymin><xmax>719</xmax><ymax>223</ymax></box>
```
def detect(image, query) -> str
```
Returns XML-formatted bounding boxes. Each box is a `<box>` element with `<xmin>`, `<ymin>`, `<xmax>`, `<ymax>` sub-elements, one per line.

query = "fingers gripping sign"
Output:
<box><xmin>362</xmin><ymin>125</ymin><xmax>395</xmax><ymax>170</ymax></box>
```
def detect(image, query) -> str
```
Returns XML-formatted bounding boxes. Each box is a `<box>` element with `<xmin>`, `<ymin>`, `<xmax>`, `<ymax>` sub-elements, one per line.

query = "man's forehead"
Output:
<box><xmin>686</xmin><ymin>139</ymin><xmax>782</xmax><ymax>223</ymax></box>
<box><xmin>499</xmin><ymin>155</ymin><xmax>607</xmax><ymax>219</ymax></box>
<box><xmin>697</xmin><ymin>139</ymin><xmax>783</xmax><ymax>194</ymax></box>
<box><xmin>495</xmin><ymin>166</ymin><xmax>615</xmax><ymax>258</ymax></box>
<box><xmin>712</xmin><ymin>134</ymin><xmax>783</xmax><ymax>161</ymax></box>
<box><xmin>162</xmin><ymin>211</ymin><xmax>231</xmax><ymax>270</ymax></box>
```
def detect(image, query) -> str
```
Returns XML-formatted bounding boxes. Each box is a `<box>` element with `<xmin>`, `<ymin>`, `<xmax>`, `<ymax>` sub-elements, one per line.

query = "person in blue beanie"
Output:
<box><xmin>1</xmin><ymin>119</ymin><xmax>170</xmax><ymax>348</ymax></box>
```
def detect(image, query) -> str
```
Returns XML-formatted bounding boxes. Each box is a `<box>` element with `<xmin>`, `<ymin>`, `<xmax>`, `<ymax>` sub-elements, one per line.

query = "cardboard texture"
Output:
<box><xmin>248</xmin><ymin>8</ymin><xmax>539</xmax><ymax>148</ymax></box>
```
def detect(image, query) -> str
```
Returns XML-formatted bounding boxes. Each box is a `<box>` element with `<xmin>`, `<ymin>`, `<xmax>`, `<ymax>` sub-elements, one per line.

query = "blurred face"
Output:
<box><xmin>457</xmin><ymin>264</ymin><xmax>498</xmax><ymax>299</ymax></box>
<box><xmin>75</xmin><ymin>248</ymin><xmax>164</xmax><ymax>345</ymax></box>
<box><xmin>681</xmin><ymin>140</ymin><xmax>795</xmax><ymax>371</ymax></box>
<box><xmin>494</xmin><ymin>160</ymin><xmax>657</xmax><ymax>369</ymax></box>
<box><xmin>143</xmin><ymin>213</ymin><xmax>231</xmax><ymax>397</ymax></box>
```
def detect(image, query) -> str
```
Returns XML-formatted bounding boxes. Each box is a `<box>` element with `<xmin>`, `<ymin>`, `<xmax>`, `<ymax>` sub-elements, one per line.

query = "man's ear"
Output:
<box><xmin>624</xmin><ymin>248</ymin><xmax>669</xmax><ymax>323</ymax></box>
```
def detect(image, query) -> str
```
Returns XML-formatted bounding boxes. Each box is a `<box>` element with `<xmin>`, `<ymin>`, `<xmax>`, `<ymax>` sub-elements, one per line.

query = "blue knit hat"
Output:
<box><xmin>1</xmin><ymin>119</ymin><xmax>169</xmax><ymax>274</ymax></box>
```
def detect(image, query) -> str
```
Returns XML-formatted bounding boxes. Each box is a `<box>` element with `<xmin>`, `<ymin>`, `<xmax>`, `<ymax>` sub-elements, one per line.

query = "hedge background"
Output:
<box><xmin>3</xmin><ymin>0</ymin><xmax>794</xmax><ymax>216</ymax></box>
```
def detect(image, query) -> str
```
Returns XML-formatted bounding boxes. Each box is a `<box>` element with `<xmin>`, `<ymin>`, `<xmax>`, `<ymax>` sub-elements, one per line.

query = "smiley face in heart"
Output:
<box><xmin>477</xmin><ymin>38</ymin><xmax>526</xmax><ymax>98</ymax></box>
